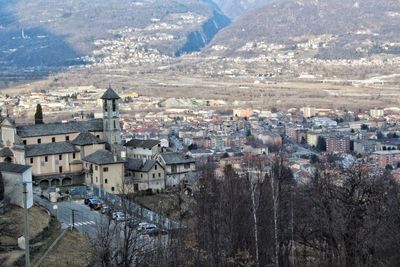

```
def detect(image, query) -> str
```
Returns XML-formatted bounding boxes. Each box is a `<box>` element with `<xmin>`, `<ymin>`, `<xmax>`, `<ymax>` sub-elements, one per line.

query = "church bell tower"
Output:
<box><xmin>101</xmin><ymin>85</ymin><xmax>121</xmax><ymax>151</ymax></box>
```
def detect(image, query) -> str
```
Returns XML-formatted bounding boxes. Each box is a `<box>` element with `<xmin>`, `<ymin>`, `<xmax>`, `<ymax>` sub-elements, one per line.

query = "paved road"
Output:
<box><xmin>33</xmin><ymin>193</ymin><xmax>103</xmax><ymax>237</ymax></box>
<box><xmin>33</xmin><ymin>191</ymin><xmax>168</xmax><ymax>239</ymax></box>
<box><xmin>33</xmin><ymin>189</ymin><xmax>170</xmax><ymax>265</ymax></box>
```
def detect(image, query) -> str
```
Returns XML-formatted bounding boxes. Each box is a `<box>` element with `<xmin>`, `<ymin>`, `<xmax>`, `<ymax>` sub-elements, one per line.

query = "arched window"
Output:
<box><xmin>112</xmin><ymin>100</ymin><xmax>116</xmax><ymax>112</ymax></box>
<box><xmin>105</xmin><ymin>121</ymin><xmax>109</xmax><ymax>131</ymax></box>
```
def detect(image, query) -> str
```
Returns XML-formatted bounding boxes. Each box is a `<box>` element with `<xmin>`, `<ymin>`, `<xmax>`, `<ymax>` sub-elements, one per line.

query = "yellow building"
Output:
<box><xmin>370</xmin><ymin>108</ymin><xmax>384</xmax><ymax>118</ymax></box>
<box><xmin>301</xmin><ymin>106</ymin><xmax>317</xmax><ymax>118</ymax></box>
<box><xmin>83</xmin><ymin>149</ymin><xmax>125</xmax><ymax>195</ymax></box>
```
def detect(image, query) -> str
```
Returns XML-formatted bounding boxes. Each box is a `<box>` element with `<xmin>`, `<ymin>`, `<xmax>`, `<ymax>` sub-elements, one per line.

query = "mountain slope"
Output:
<box><xmin>9</xmin><ymin>0</ymin><xmax>227</xmax><ymax>55</ymax></box>
<box><xmin>212</xmin><ymin>0</ymin><xmax>275</xmax><ymax>18</ymax></box>
<box><xmin>0</xmin><ymin>0</ymin><xmax>229</xmax><ymax>87</ymax></box>
<box><xmin>207</xmin><ymin>0</ymin><xmax>400</xmax><ymax>59</ymax></box>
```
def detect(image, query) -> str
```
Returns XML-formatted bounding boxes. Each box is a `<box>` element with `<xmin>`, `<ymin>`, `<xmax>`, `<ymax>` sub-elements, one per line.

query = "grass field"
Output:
<box><xmin>0</xmin><ymin>205</ymin><xmax>49</xmax><ymax>245</ymax></box>
<box><xmin>0</xmin><ymin>204</ymin><xmax>50</xmax><ymax>266</ymax></box>
<box><xmin>40</xmin><ymin>229</ymin><xmax>93</xmax><ymax>267</ymax></box>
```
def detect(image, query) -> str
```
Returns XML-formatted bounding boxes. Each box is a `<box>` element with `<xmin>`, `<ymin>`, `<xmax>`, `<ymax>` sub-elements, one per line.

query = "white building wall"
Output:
<box><xmin>2</xmin><ymin>168</ymin><xmax>33</xmax><ymax>209</ymax></box>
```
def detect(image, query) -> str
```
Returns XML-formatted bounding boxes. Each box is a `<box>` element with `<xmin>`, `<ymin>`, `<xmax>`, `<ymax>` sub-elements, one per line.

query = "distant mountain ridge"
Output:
<box><xmin>207</xmin><ymin>0</ymin><xmax>400</xmax><ymax>59</ymax></box>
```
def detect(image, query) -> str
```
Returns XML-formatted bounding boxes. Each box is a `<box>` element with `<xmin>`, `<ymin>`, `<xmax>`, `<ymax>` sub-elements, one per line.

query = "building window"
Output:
<box><xmin>30</xmin><ymin>158</ymin><xmax>33</xmax><ymax>164</ymax></box>
<box><xmin>155</xmin><ymin>165</ymin><xmax>157</xmax><ymax>170</ymax></box>
<box><xmin>184</xmin><ymin>163</ymin><xmax>190</xmax><ymax>169</ymax></box>
<box><xmin>59</xmin><ymin>166</ymin><xmax>62</xmax><ymax>173</ymax></box>
<box><xmin>45</xmin><ymin>156</ymin><xmax>48</xmax><ymax>162</ymax></box>
<box><xmin>111</xmin><ymin>187</ymin><xmax>115</xmax><ymax>192</ymax></box>
<box><xmin>37</xmin><ymin>138</ymin><xmax>41</xmax><ymax>144</ymax></box>
<box><xmin>96</xmin><ymin>135</ymin><xmax>100</xmax><ymax>138</ymax></box>
<box><xmin>152</xmin><ymin>173</ymin><xmax>155</xmax><ymax>178</ymax></box>
<box><xmin>158</xmin><ymin>173</ymin><xmax>161</xmax><ymax>177</ymax></box>
<box><xmin>171</xmin><ymin>165</ymin><xmax>177</xmax><ymax>173</ymax></box>
<box><xmin>66</xmin><ymin>136</ymin><xmax>70</xmax><ymax>141</ymax></box>
<box><xmin>52</xmin><ymin>137</ymin><xmax>56</xmax><ymax>142</ymax></box>
<box><xmin>112</xmin><ymin>100</ymin><xmax>116</xmax><ymax>112</ymax></box>
<box><xmin>113</xmin><ymin>120</ymin><xmax>116</xmax><ymax>129</ymax></box>
<box><xmin>59</xmin><ymin>155</ymin><xmax>62</xmax><ymax>160</ymax></box>
<box><xmin>96</xmin><ymin>177</ymin><xmax>98</xmax><ymax>183</ymax></box>
<box><xmin>141</xmin><ymin>174</ymin><xmax>143</xmax><ymax>178</ymax></box>
<box><xmin>95</xmin><ymin>165</ymin><xmax>98</xmax><ymax>171</ymax></box>
<box><xmin>73</xmin><ymin>153</ymin><xmax>76</xmax><ymax>159</ymax></box>
<box><xmin>105</xmin><ymin>178</ymin><xmax>108</xmax><ymax>184</ymax></box>
<box><xmin>103</xmin><ymin>167</ymin><xmax>109</xmax><ymax>172</ymax></box>
<box><xmin>23</xmin><ymin>140</ymin><xmax>27</xmax><ymax>145</ymax></box>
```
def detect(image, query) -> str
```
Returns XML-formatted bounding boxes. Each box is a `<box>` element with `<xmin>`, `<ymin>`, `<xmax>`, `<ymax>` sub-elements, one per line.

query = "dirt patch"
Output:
<box><xmin>40</xmin><ymin>230</ymin><xmax>92</xmax><ymax>267</ymax></box>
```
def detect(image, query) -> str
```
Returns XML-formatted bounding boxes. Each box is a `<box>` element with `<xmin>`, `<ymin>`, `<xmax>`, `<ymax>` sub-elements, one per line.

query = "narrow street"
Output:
<box><xmin>33</xmin><ymin>192</ymin><xmax>104</xmax><ymax>238</ymax></box>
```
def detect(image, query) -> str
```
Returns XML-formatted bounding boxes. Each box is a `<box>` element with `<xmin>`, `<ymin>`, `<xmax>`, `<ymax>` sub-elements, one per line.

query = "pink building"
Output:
<box><xmin>371</xmin><ymin>150</ymin><xmax>400</xmax><ymax>168</ymax></box>
<box><xmin>326</xmin><ymin>136</ymin><xmax>350</xmax><ymax>154</ymax></box>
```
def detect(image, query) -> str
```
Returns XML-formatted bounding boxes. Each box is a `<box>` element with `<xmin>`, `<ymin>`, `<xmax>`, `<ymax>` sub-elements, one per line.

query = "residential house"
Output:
<box><xmin>125</xmin><ymin>158</ymin><xmax>165</xmax><ymax>192</ymax></box>
<box><xmin>158</xmin><ymin>152</ymin><xmax>196</xmax><ymax>187</ymax></box>
<box><xmin>83</xmin><ymin>149</ymin><xmax>125</xmax><ymax>195</ymax></box>
<box><xmin>125</xmin><ymin>139</ymin><xmax>161</xmax><ymax>160</ymax></box>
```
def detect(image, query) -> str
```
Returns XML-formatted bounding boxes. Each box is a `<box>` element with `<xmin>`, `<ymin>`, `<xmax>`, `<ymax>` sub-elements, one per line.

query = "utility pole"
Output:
<box><xmin>23</xmin><ymin>182</ymin><xmax>30</xmax><ymax>267</ymax></box>
<box><xmin>71</xmin><ymin>210</ymin><xmax>75</xmax><ymax>229</ymax></box>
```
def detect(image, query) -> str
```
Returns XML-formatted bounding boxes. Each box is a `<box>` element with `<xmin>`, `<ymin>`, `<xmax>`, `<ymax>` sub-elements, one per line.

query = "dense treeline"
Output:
<box><xmin>90</xmin><ymin>156</ymin><xmax>400</xmax><ymax>266</ymax></box>
<box><xmin>168</xmin><ymin>157</ymin><xmax>400</xmax><ymax>267</ymax></box>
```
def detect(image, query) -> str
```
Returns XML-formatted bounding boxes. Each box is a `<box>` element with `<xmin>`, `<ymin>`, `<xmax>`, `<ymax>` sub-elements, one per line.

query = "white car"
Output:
<box><xmin>137</xmin><ymin>222</ymin><xmax>157</xmax><ymax>232</ymax></box>
<box><xmin>112</xmin><ymin>211</ymin><xmax>127</xmax><ymax>221</ymax></box>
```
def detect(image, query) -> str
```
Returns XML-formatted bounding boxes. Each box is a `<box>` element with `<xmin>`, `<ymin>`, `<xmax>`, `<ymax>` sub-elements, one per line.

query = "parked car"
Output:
<box><xmin>89</xmin><ymin>199</ymin><xmax>102</xmax><ymax>210</ymax></box>
<box><xmin>127</xmin><ymin>219</ymin><xmax>139</xmax><ymax>229</ymax></box>
<box><xmin>84</xmin><ymin>197</ymin><xmax>97</xmax><ymax>205</ymax></box>
<box><xmin>137</xmin><ymin>222</ymin><xmax>157</xmax><ymax>233</ymax></box>
<box><xmin>101</xmin><ymin>204</ymin><xmax>112</xmax><ymax>215</ymax></box>
<box><xmin>146</xmin><ymin>228</ymin><xmax>168</xmax><ymax>237</ymax></box>
<box><xmin>112</xmin><ymin>211</ymin><xmax>128</xmax><ymax>221</ymax></box>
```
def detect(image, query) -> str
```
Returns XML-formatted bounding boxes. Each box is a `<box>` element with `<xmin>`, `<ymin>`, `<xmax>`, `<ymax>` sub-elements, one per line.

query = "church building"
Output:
<box><xmin>0</xmin><ymin>86</ymin><xmax>125</xmax><ymax>194</ymax></box>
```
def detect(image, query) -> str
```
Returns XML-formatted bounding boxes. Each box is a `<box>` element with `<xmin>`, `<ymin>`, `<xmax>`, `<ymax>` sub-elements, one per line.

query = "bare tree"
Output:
<box><xmin>90</xmin><ymin>216</ymin><xmax>117</xmax><ymax>267</ymax></box>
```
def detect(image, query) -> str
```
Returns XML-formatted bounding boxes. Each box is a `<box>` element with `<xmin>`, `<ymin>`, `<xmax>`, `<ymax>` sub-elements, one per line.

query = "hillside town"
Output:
<box><xmin>1</xmin><ymin>85</ymin><xmax>400</xmax><ymax>200</ymax></box>
<box><xmin>3</xmin><ymin>84</ymin><xmax>400</xmax><ymax>265</ymax></box>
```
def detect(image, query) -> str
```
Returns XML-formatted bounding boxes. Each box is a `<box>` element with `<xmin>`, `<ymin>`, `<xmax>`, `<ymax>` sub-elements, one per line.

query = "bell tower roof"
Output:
<box><xmin>101</xmin><ymin>85</ymin><xmax>120</xmax><ymax>100</ymax></box>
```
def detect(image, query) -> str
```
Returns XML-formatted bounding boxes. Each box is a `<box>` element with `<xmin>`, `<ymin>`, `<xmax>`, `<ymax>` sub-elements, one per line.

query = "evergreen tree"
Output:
<box><xmin>34</xmin><ymin>104</ymin><xmax>43</xmax><ymax>124</ymax></box>
<box><xmin>316</xmin><ymin>136</ymin><xmax>326</xmax><ymax>151</ymax></box>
